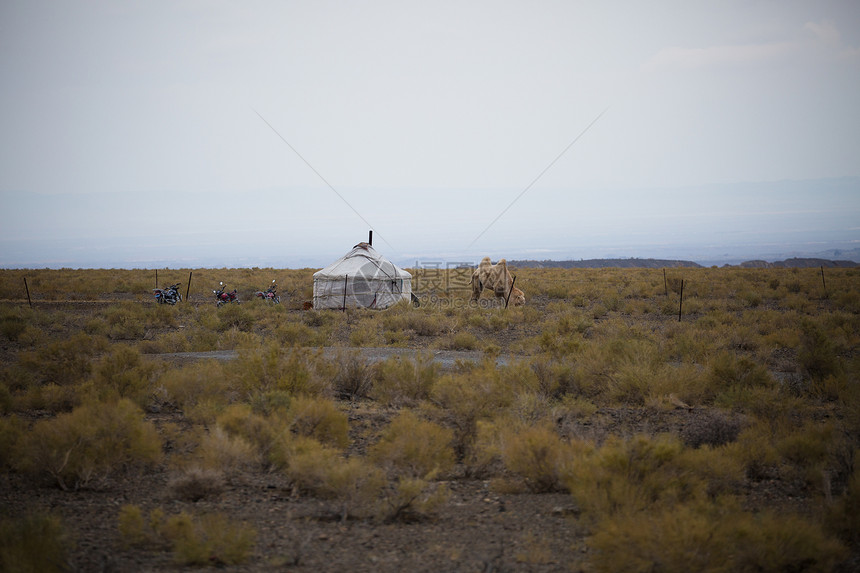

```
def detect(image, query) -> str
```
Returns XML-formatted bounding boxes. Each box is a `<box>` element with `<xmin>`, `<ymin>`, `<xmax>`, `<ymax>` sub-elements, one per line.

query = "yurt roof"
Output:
<box><xmin>313</xmin><ymin>242</ymin><xmax>411</xmax><ymax>280</ymax></box>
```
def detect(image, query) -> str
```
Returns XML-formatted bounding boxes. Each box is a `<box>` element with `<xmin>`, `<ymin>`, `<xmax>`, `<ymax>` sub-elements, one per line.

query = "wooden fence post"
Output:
<box><xmin>678</xmin><ymin>279</ymin><xmax>684</xmax><ymax>322</ymax></box>
<box><xmin>186</xmin><ymin>271</ymin><xmax>193</xmax><ymax>302</ymax></box>
<box><xmin>663</xmin><ymin>268</ymin><xmax>668</xmax><ymax>297</ymax></box>
<box><xmin>505</xmin><ymin>275</ymin><xmax>518</xmax><ymax>309</ymax></box>
<box><xmin>23</xmin><ymin>277</ymin><xmax>32</xmax><ymax>309</ymax></box>
<box><xmin>820</xmin><ymin>266</ymin><xmax>827</xmax><ymax>298</ymax></box>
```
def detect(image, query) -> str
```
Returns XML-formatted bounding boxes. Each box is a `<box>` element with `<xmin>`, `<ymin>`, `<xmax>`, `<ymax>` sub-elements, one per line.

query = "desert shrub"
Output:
<box><xmin>377</xmin><ymin>477</ymin><xmax>450</xmax><ymax>522</ymax></box>
<box><xmin>707</xmin><ymin>351</ymin><xmax>774</xmax><ymax>402</ymax></box>
<box><xmin>588</xmin><ymin>501</ymin><xmax>846</xmax><ymax>573</ymax></box>
<box><xmin>570</xmin><ymin>335</ymin><xmax>662</xmax><ymax>405</ymax></box>
<box><xmin>280</xmin><ymin>436</ymin><xmax>385</xmax><ymax>520</ymax></box>
<box><xmin>248</xmin><ymin>389</ymin><xmax>293</xmax><ymax>416</ymax></box>
<box><xmin>117</xmin><ymin>504</ymin><xmax>155</xmax><ymax>548</ymax></box>
<box><xmin>0</xmin><ymin>416</ymin><xmax>23</xmax><ymax>468</ymax></box>
<box><xmin>497</xmin><ymin>360</ymin><xmax>541</xmax><ymax>396</ymax></box>
<box><xmin>798</xmin><ymin>319</ymin><xmax>841</xmax><ymax>381</ymax></box>
<box><xmin>740</xmin><ymin>290</ymin><xmax>763</xmax><ymax>308</ymax></box>
<box><xmin>332</xmin><ymin>353</ymin><xmax>374</xmax><ymax>400</ymax></box>
<box><xmin>498</xmin><ymin>423</ymin><xmax>573</xmax><ymax>493</ymax></box>
<box><xmin>534</xmin><ymin>327</ymin><xmax>584</xmax><ymax>357</ymax></box>
<box><xmin>227</xmin><ymin>344</ymin><xmax>330</xmax><ymax>399</ymax></box>
<box><xmin>167</xmin><ymin>466</ymin><xmax>226</xmax><ymax>502</ymax></box>
<box><xmin>437</xmin><ymin>331</ymin><xmax>480</xmax><ymax>350</ymax></box>
<box><xmin>14</xmin><ymin>398</ymin><xmax>162</xmax><ymax>490</ymax></box>
<box><xmin>215</xmin><ymin>327</ymin><xmax>260</xmax><ymax>350</ymax></box>
<box><xmin>287</xmin><ymin>395</ymin><xmax>349</xmax><ymax>448</ymax></box>
<box><xmin>275</xmin><ymin>322</ymin><xmax>326</xmax><ymax>346</ymax></box>
<box><xmin>507</xmin><ymin>392</ymin><xmax>557</xmax><ymax>426</ymax></box>
<box><xmin>529</xmin><ymin>357</ymin><xmax>576</xmax><ymax>398</ymax></box>
<box><xmin>0</xmin><ymin>513</ymin><xmax>72</xmax><ymax>573</ymax></box>
<box><xmin>369</xmin><ymin>410</ymin><xmax>454</xmax><ymax>479</ymax></box>
<box><xmin>194</xmin><ymin>426</ymin><xmax>260</xmax><ymax>473</ymax></box>
<box><xmin>18</xmin><ymin>333</ymin><xmax>106</xmax><ymax>387</ymax></box>
<box><xmin>156</xmin><ymin>359</ymin><xmax>235</xmax><ymax>421</ymax></box>
<box><xmin>15</xmin><ymin>378</ymin><xmax>78</xmax><ymax>412</ymax></box>
<box><xmin>215</xmin><ymin>304</ymin><xmax>254</xmax><ymax>332</ymax></box>
<box><xmin>383</xmin><ymin>311</ymin><xmax>449</xmax><ymax>337</ymax></box>
<box><xmin>716</xmin><ymin>385</ymin><xmax>807</xmax><ymax>423</ymax></box>
<box><xmin>371</xmin><ymin>354</ymin><xmax>439</xmax><ymax>407</ymax></box>
<box><xmin>564</xmin><ymin>434</ymin><xmax>709</xmax><ymax>519</ymax></box>
<box><xmin>681</xmin><ymin>409</ymin><xmax>744</xmax><ymax>448</ymax></box>
<box><xmin>120</xmin><ymin>505</ymin><xmax>256</xmax><ymax>566</ymax></box>
<box><xmin>726</xmin><ymin>421</ymin><xmax>781</xmax><ymax>480</ymax></box>
<box><xmin>321</xmin><ymin>456</ymin><xmax>387</xmax><ymax>521</ymax></box>
<box><xmin>427</xmin><ymin>363</ymin><xmax>517</xmax><ymax>459</ymax></box>
<box><xmin>277</xmin><ymin>435</ymin><xmax>342</xmax><ymax>487</ymax></box>
<box><xmin>826</xmin><ymin>458</ymin><xmax>860</xmax><ymax>546</ymax></box>
<box><xmin>776</xmin><ymin>421</ymin><xmax>839</xmax><ymax>489</ymax></box>
<box><xmin>102</xmin><ymin>302</ymin><xmax>147</xmax><ymax>339</ymax></box>
<box><xmin>215</xmin><ymin>403</ymin><xmax>284</xmax><ymax>462</ymax></box>
<box><xmin>164</xmin><ymin>512</ymin><xmax>256</xmax><ymax>566</ymax></box>
<box><xmin>0</xmin><ymin>307</ymin><xmax>27</xmax><ymax>341</ymax></box>
<box><xmin>82</xmin><ymin>345</ymin><xmax>157</xmax><ymax>406</ymax></box>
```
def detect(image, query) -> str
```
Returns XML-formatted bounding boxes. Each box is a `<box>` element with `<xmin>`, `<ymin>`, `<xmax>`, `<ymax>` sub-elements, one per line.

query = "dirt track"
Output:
<box><xmin>148</xmin><ymin>347</ymin><xmax>513</xmax><ymax>369</ymax></box>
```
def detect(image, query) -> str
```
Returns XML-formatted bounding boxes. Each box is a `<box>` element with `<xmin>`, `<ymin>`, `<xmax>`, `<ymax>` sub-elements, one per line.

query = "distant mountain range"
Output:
<box><xmin>509</xmin><ymin>258</ymin><xmax>703</xmax><ymax>269</ymax></box>
<box><xmin>510</xmin><ymin>257</ymin><xmax>857</xmax><ymax>269</ymax></box>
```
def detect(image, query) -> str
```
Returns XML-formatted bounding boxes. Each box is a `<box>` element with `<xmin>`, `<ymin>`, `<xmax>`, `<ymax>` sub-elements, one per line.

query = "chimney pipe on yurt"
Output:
<box><xmin>368</xmin><ymin>230</ymin><xmax>373</xmax><ymax>246</ymax></box>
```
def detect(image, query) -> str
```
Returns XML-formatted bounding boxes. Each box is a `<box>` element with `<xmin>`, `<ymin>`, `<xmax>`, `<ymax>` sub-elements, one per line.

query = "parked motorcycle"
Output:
<box><xmin>213</xmin><ymin>282</ymin><xmax>240</xmax><ymax>307</ymax></box>
<box><xmin>255</xmin><ymin>280</ymin><xmax>280</xmax><ymax>304</ymax></box>
<box><xmin>154</xmin><ymin>283</ymin><xmax>182</xmax><ymax>305</ymax></box>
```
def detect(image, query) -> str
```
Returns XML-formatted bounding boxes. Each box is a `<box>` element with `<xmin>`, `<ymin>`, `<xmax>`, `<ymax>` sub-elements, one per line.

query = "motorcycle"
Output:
<box><xmin>154</xmin><ymin>283</ymin><xmax>182</xmax><ymax>305</ymax></box>
<box><xmin>255</xmin><ymin>280</ymin><xmax>280</xmax><ymax>304</ymax></box>
<box><xmin>213</xmin><ymin>282</ymin><xmax>240</xmax><ymax>307</ymax></box>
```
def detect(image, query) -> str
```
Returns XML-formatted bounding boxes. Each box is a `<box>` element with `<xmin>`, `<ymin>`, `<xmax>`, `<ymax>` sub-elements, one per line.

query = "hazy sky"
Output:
<box><xmin>1</xmin><ymin>1</ymin><xmax>859</xmax><ymax>267</ymax></box>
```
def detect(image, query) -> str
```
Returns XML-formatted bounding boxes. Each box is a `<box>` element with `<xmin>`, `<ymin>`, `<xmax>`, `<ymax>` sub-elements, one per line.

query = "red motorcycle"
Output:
<box><xmin>255</xmin><ymin>280</ymin><xmax>280</xmax><ymax>304</ymax></box>
<box><xmin>213</xmin><ymin>282</ymin><xmax>240</xmax><ymax>307</ymax></box>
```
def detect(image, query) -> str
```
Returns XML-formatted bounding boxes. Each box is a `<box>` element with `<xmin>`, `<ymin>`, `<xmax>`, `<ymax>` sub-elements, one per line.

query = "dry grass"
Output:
<box><xmin>1</xmin><ymin>265</ymin><xmax>858</xmax><ymax>569</ymax></box>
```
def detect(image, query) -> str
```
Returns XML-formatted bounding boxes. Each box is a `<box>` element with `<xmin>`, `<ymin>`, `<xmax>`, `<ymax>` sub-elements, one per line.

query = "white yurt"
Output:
<box><xmin>313</xmin><ymin>242</ymin><xmax>412</xmax><ymax>310</ymax></box>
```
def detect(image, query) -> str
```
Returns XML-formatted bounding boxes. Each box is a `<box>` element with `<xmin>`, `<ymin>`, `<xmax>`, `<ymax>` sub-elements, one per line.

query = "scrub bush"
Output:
<box><xmin>564</xmin><ymin>434</ymin><xmax>708</xmax><ymax>519</ymax></box>
<box><xmin>498</xmin><ymin>423</ymin><xmax>573</xmax><ymax>493</ymax></box>
<box><xmin>14</xmin><ymin>398</ymin><xmax>162</xmax><ymax>490</ymax></box>
<box><xmin>377</xmin><ymin>477</ymin><xmax>451</xmax><ymax>522</ymax></box>
<box><xmin>83</xmin><ymin>345</ymin><xmax>157</xmax><ymax>406</ymax></box>
<box><xmin>368</xmin><ymin>410</ymin><xmax>454</xmax><ymax>479</ymax></box>
<box><xmin>826</xmin><ymin>458</ymin><xmax>860</xmax><ymax>546</ymax></box>
<box><xmin>157</xmin><ymin>360</ymin><xmax>233</xmax><ymax>423</ymax></box>
<box><xmin>798</xmin><ymin>319</ymin><xmax>841</xmax><ymax>381</ymax></box>
<box><xmin>437</xmin><ymin>331</ymin><xmax>480</xmax><ymax>350</ymax></box>
<box><xmin>588</xmin><ymin>502</ymin><xmax>846</xmax><ymax>573</ymax></box>
<box><xmin>371</xmin><ymin>353</ymin><xmax>438</xmax><ymax>406</ymax></box>
<box><xmin>165</xmin><ymin>512</ymin><xmax>256</xmax><ymax>566</ymax></box>
<box><xmin>0</xmin><ymin>307</ymin><xmax>27</xmax><ymax>341</ymax></box>
<box><xmin>427</xmin><ymin>363</ymin><xmax>517</xmax><ymax>459</ymax></box>
<box><xmin>0</xmin><ymin>513</ymin><xmax>72</xmax><ymax>573</ymax></box>
<box><xmin>18</xmin><ymin>333</ymin><xmax>106</xmax><ymax>387</ymax></box>
<box><xmin>227</xmin><ymin>344</ymin><xmax>330</xmax><ymax>399</ymax></box>
<box><xmin>681</xmin><ymin>409</ymin><xmax>744</xmax><ymax>448</ymax></box>
<box><xmin>279</xmin><ymin>436</ymin><xmax>385</xmax><ymax>520</ymax></box>
<box><xmin>287</xmin><ymin>395</ymin><xmax>349</xmax><ymax>448</ymax></box>
<box><xmin>215</xmin><ymin>403</ymin><xmax>285</xmax><ymax>464</ymax></box>
<box><xmin>167</xmin><ymin>465</ymin><xmax>226</xmax><ymax>502</ymax></box>
<box><xmin>332</xmin><ymin>352</ymin><xmax>374</xmax><ymax>400</ymax></box>
<box><xmin>119</xmin><ymin>505</ymin><xmax>256</xmax><ymax>566</ymax></box>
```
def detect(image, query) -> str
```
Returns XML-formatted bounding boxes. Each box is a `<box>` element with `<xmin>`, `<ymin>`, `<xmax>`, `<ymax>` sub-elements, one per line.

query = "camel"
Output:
<box><xmin>470</xmin><ymin>257</ymin><xmax>525</xmax><ymax>307</ymax></box>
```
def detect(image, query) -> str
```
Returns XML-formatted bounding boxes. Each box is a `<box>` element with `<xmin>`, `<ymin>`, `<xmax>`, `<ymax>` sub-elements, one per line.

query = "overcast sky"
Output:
<box><xmin>1</xmin><ymin>0</ymin><xmax>859</xmax><ymax>268</ymax></box>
